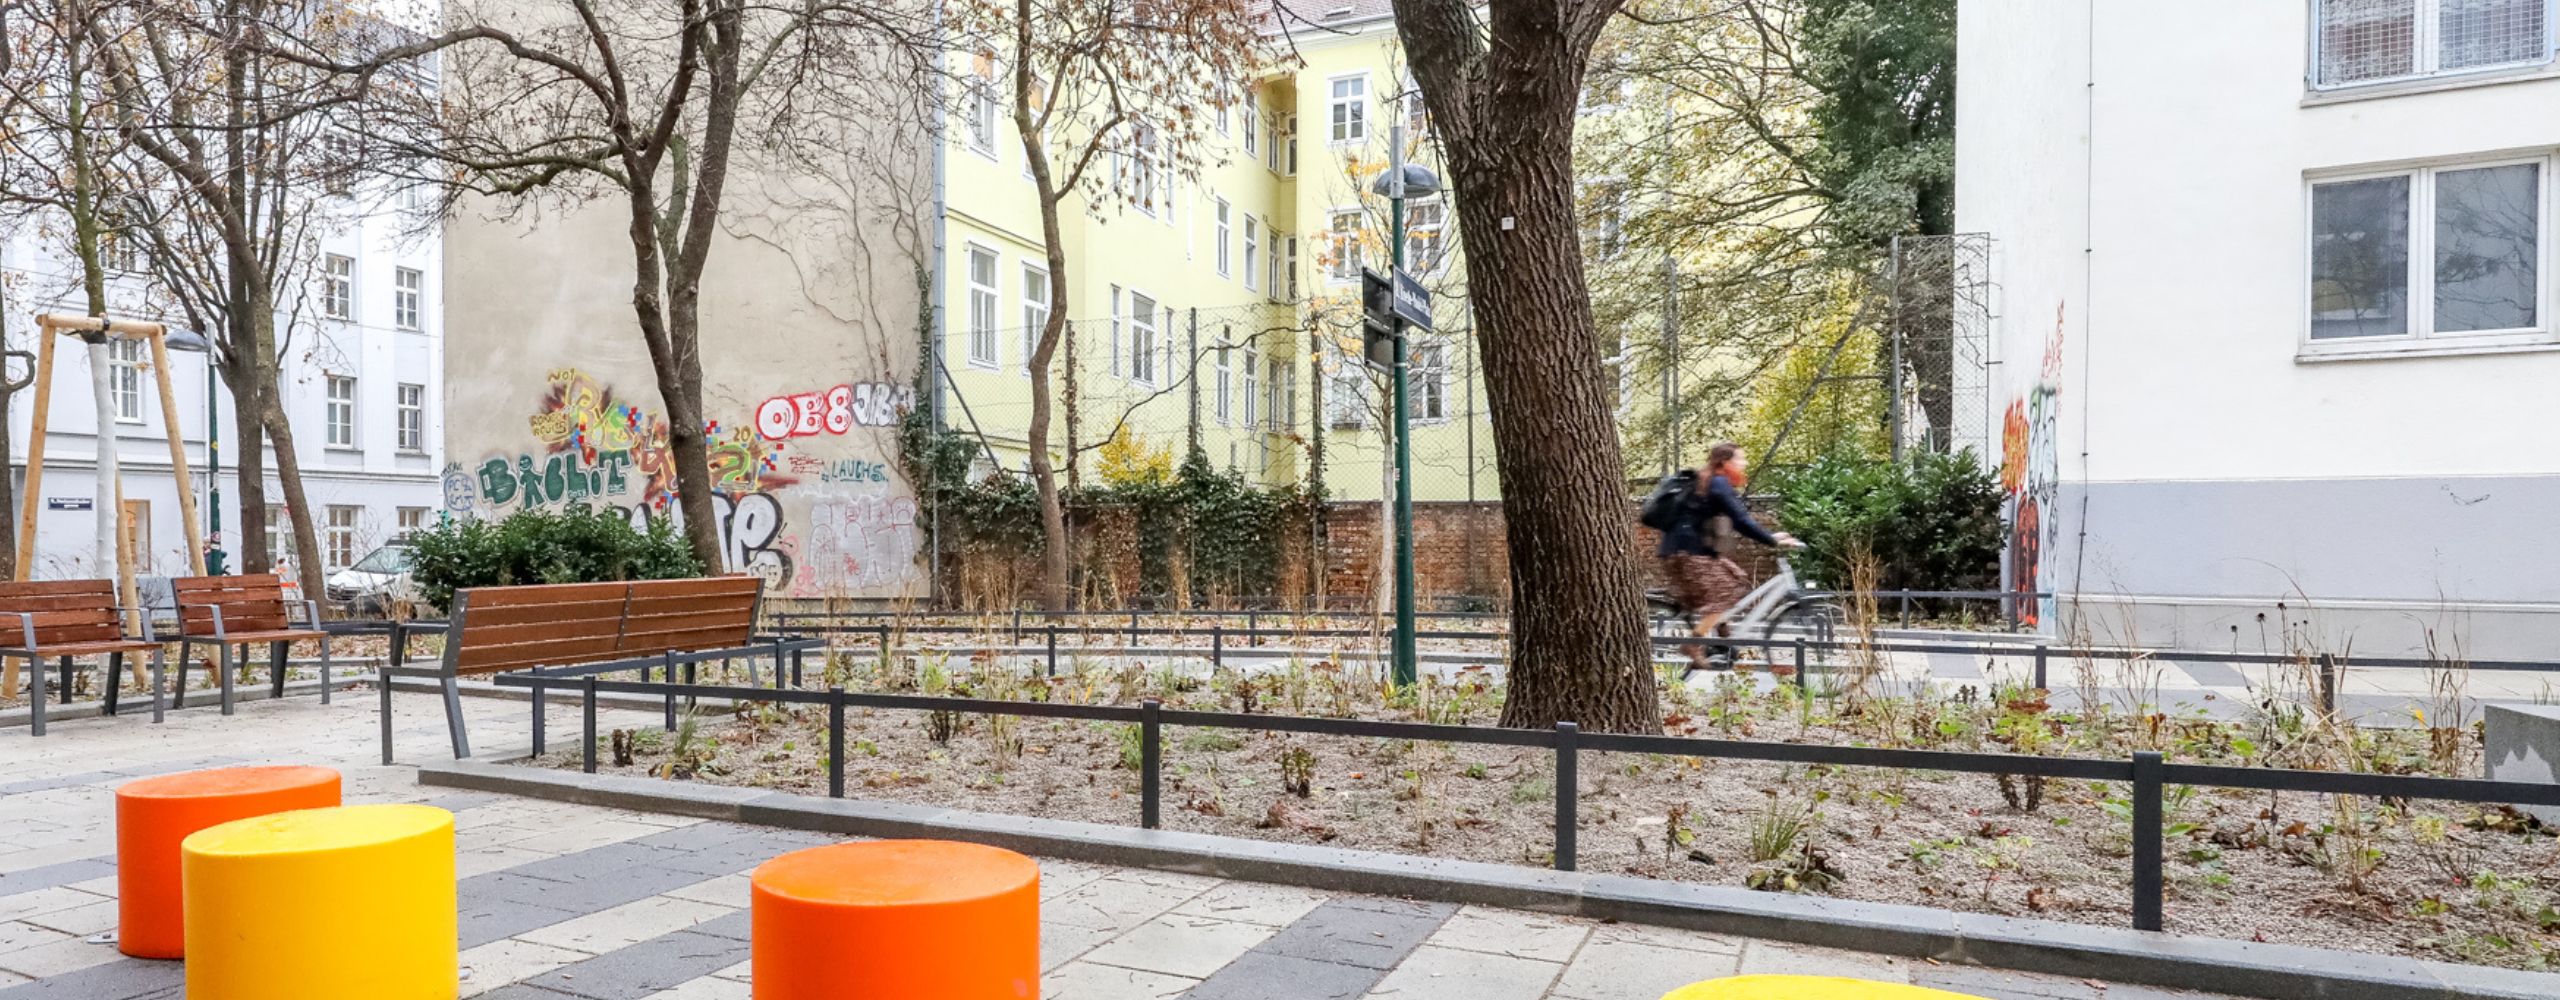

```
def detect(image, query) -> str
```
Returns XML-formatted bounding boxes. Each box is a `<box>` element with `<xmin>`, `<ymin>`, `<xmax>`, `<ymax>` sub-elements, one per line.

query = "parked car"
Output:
<box><xmin>325</xmin><ymin>540</ymin><xmax>417</xmax><ymax>615</ymax></box>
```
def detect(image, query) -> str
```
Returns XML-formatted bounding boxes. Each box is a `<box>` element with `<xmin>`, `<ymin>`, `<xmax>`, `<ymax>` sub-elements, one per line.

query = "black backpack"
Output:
<box><xmin>1638</xmin><ymin>471</ymin><xmax>1695</xmax><ymax>531</ymax></box>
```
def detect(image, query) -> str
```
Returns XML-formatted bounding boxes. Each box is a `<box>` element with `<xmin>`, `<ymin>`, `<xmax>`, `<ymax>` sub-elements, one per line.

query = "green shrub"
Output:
<box><xmin>406</xmin><ymin>505</ymin><xmax>703</xmax><ymax>611</ymax></box>
<box><xmin>1764</xmin><ymin>449</ymin><xmax>2002</xmax><ymax>595</ymax></box>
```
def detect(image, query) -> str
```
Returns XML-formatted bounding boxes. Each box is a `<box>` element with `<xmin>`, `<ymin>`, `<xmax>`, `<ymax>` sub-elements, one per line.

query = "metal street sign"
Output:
<box><xmin>46</xmin><ymin>497</ymin><xmax>92</xmax><ymax>511</ymax></box>
<box><xmin>1392</xmin><ymin>270</ymin><xmax>1432</xmax><ymax>331</ymax></box>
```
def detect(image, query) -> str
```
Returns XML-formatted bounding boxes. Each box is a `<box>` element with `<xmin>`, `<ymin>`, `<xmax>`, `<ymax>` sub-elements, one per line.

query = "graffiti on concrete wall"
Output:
<box><xmin>753</xmin><ymin>383</ymin><xmax>916</xmax><ymax>441</ymax></box>
<box><xmin>456</xmin><ymin>367</ymin><xmax>922</xmax><ymax>595</ymax></box>
<box><xmin>2001</xmin><ymin>303</ymin><xmax>2065</xmax><ymax>628</ymax></box>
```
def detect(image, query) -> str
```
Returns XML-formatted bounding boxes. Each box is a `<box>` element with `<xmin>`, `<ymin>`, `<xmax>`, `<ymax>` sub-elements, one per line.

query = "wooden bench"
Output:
<box><xmin>168</xmin><ymin>574</ymin><xmax>334</xmax><ymax>717</ymax></box>
<box><xmin>379</xmin><ymin>576</ymin><xmax>819</xmax><ymax>763</ymax></box>
<box><xmin>0</xmin><ymin>579</ymin><xmax>169</xmax><ymax>735</ymax></box>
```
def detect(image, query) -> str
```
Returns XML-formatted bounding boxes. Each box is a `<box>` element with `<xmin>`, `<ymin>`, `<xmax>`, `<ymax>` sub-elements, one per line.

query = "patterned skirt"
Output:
<box><xmin>1662</xmin><ymin>554</ymin><xmax>1750</xmax><ymax>619</ymax></box>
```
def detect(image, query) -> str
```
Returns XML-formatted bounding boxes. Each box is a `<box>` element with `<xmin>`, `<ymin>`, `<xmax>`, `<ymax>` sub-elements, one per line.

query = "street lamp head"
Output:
<box><xmin>1371</xmin><ymin>163</ymin><xmax>1442</xmax><ymax>198</ymax></box>
<box><xmin>164</xmin><ymin>328</ymin><xmax>212</xmax><ymax>353</ymax></box>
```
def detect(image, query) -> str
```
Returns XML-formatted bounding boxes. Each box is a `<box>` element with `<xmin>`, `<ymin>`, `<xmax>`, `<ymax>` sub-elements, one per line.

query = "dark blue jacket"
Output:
<box><xmin>1657</xmin><ymin>474</ymin><xmax>1776</xmax><ymax>558</ymax></box>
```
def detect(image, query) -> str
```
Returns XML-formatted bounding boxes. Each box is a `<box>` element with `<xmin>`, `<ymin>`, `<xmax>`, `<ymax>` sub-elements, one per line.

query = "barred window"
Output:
<box><xmin>2317</xmin><ymin>0</ymin><xmax>2550</xmax><ymax>87</ymax></box>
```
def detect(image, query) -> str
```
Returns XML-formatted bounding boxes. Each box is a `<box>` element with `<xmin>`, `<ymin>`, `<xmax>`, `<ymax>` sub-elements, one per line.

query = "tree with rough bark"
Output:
<box><xmin>1391</xmin><ymin>0</ymin><xmax>1658</xmax><ymax>732</ymax></box>
<box><xmin>947</xmin><ymin>0</ymin><xmax>1271</xmax><ymax>610</ymax></box>
<box><xmin>269</xmin><ymin>0</ymin><xmax>939</xmax><ymax>571</ymax></box>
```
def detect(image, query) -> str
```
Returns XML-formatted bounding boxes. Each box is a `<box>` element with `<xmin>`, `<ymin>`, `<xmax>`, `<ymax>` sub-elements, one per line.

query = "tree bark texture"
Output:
<box><xmin>1394</xmin><ymin>0</ymin><xmax>1658</xmax><ymax>733</ymax></box>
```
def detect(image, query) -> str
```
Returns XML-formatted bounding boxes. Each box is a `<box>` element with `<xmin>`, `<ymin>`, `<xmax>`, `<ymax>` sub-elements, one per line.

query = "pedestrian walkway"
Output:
<box><xmin>0</xmin><ymin>689</ymin><xmax>2241</xmax><ymax>1000</ymax></box>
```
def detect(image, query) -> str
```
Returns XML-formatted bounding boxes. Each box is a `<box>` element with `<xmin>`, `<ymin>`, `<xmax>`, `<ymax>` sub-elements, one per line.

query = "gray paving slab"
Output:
<box><xmin>0</xmin><ymin>956</ymin><xmax>181</xmax><ymax>1000</ymax></box>
<box><xmin>2168</xmin><ymin>660</ymin><xmax>2249</xmax><ymax>689</ymax></box>
<box><xmin>458</xmin><ymin>893</ymin><xmax>588</xmax><ymax>950</ymax></box>
<box><xmin>1926</xmin><ymin>651</ymin><xmax>1985</xmax><ymax>681</ymax></box>
<box><xmin>522</xmin><ymin>928</ymin><xmax>750</xmax><ymax>1000</ymax></box>
<box><xmin>1252</xmin><ymin>899</ymin><xmax>1453</xmax><ymax>970</ymax></box>
<box><xmin>1184</xmin><ymin>950</ymin><xmax>1387</xmax><ymax>1000</ymax></box>
<box><xmin>0</xmin><ymin>860</ymin><xmax>115</xmax><ymax>898</ymax></box>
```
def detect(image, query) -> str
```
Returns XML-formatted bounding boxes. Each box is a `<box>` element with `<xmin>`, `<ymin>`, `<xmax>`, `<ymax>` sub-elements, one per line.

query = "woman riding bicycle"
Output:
<box><xmin>1658</xmin><ymin>442</ymin><xmax>1797</xmax><ymax>671</ymax></box>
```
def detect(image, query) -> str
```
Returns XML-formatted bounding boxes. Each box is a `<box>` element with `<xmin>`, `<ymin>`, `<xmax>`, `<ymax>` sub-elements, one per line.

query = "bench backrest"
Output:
<box><xmin>442</xmin><ymin>576</ymin><xmax>763</xmax><ymax>677</ymax></box>
<box><xmin>171</xmin><ymin>573</ymin><xmax>295</xmax><ymax>637</ymax></box>
<box><xmin>0</xmin><ymin>579</ymin><xmax>125</xmax><ymax>648</ymax></box>
<box><xmin>617</xmin><ymin>576</ymin><xmax>761</xmax><ymax>658</ymax></box>
<box><xmin>443</xmin><ymin>582</ymin><xmax>630</xmax><ymax>677</ymax></box>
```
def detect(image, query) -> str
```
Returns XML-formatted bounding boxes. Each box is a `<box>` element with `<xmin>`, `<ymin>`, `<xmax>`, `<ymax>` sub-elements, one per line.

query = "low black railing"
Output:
<box><xmin>494</xmin><ymin>668</ymin><xmax>2560</xmax><ymax>935</ymax></box>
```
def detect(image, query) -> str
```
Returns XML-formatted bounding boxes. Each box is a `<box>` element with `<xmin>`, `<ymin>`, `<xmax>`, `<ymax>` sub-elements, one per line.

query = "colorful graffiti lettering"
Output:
<box><xmin>752</xmin><ymin>382</ymin><xmax>916</xmax><ymax>441</ymax></box>
<box><xmin>2003</xmin><ymin>303</ymin><xmax>2065</xmax><ymax>628</ymax></box>
<box><xmin>527</xmin><ymin>369</ymin><xmax>792</xmax><ymax>505</ymax></box>
<box><xmin>477</xmin><ymin>449</ymin><xmax>635</xmax><ymax>510</ymax></box>
<box><xmin>616</xmin><ymin>492</ymin><xmax>792</xmax><ymax>587</ymax></box>
<box><xmin>787</xmin><ymin>493</ymin><xmax>920</xmax><ymax>596</ymax></box>
<box><xmin>442</xmin><ymin>463</ymin><xmax>478</xmax><ymax>513</ymax></box>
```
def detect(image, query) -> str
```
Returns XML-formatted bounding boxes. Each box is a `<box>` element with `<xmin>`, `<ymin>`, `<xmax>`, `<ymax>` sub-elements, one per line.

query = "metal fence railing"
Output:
<box><xmin>497</xmin><ymin>665</ymin><xmax>2560</xmax><ymax>935</ymax></box>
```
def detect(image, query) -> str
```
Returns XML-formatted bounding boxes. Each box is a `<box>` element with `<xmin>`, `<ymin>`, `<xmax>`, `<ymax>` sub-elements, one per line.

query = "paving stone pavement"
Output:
<box><xmin>0</xmin><ymin>687</ymin><xmax>2248</xmax><ymax>1000</ymax></box>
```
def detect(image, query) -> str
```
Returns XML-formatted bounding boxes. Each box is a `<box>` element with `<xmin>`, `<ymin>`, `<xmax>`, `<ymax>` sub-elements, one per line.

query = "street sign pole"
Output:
<box><xmin>1388</xmin><ymin>121</ymin><xmax>1417</xmax><ymax>690</ymax></box>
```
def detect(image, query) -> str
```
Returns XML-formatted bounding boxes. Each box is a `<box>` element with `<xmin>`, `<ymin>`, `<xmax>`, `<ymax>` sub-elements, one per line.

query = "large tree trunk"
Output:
<box><xmin>620</xmin><ymin>172</ymin><xmax>724</xmax><ymax>572</ymax></box>
<box><xmin>259</xmin><ymin>395</ymin><xmax>324</xmax><ymax>601</ymax></box>
<box><xmin>1017</xmin><ymin>86</ymin><xmax>1073</xmax><ymax>613</ymax></box>
<box><xmin>227</xmin><ymin>355</ymin><xmax>270</xmax><ymax>574</ymax></box>
<box><xmin>1396</xmin><ymin>0</ymin><xmax>1656</xmax><ymax>733</ymax></box>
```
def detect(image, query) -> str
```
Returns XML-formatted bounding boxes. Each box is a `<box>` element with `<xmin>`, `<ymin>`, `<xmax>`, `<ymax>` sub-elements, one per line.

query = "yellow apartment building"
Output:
<box><xmin>937</xmin><ymin>0</ymin><xmax>1500</xmax><ymax>503</ymax></box>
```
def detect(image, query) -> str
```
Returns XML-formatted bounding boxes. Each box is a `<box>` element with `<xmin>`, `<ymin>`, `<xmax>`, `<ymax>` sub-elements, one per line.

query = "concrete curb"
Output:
<box><xmin>417</xmin><ymin>757</ymin><xmax>2560</xmax><ymax>1000</ymax></box>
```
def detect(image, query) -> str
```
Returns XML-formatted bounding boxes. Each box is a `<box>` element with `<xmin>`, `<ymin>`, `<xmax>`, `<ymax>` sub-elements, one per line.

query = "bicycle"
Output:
<box><xmin>1655</xmin><ymin>555</ymin><xmax>1842</xmax><ymax>677</ymax></box>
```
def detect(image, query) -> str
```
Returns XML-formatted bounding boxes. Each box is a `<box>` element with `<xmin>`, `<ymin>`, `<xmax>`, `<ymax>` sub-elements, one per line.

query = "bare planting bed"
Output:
<box><xmin>525</xmin><ymin>650</ymin><xmax>2560</xmax><ymax>971</ymax></box>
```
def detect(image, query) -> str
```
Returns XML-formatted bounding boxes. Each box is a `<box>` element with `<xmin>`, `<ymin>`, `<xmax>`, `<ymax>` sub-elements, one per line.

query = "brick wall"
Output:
<box><xmin>1320</xmin><ymin>502</ymin><xmax>1511</xmax><ymax>610</ymax></box>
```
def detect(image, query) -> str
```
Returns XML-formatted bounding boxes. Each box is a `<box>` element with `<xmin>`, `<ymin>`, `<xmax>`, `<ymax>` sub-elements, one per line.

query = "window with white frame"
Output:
<box><xmin>1271</xmin><ymin>357</ymin><xmax>1293</xmax><ymax>430</ymax></box>
<box><xmin>1284</xmin><ymin>236</ymin><xmax>1300</xmax><ymax>300</ymax></box>
<box><xmin>1215</xmin><ymin>347</ymin><xmax>1233</xmax><ymax>424</ymax></box>
<box><xmin>1328</xmin><ymin>210</ymin><xmax>1364</xmax><ymax>282</ymax></box>
<box><xmin>322</xmin><ymin>254</ymin><xmax>353</xmax><ymax>320</ymax></box>
<box><xmin>326</xmin><ymin>375</ymin><xmax>357</xmax><ymax>447</ymax></box>
<box><xmin>1242</xmin><ymin>350</ymin><xmax>1259</xmax><ymax>426</ymax></box>
<box><xmin>1244</xmin><ymin>218</ymin><xmax>1261</xmax><ymax>291</ymax></box>
<box><xmin>2308</xmin><ymin>158</ymin><xmax>2543</xmax><ymax>345</ymax></box>
<box><xmin>1021</xmin><ymin>263</ymin><xmax>1050</xmax><ymax>375</ymax></box>
<box><xmin>1130</xmin><ymin>292</ymin><xmax>1158</xmax><ymax>384</ymax></box>
<box><xmin>325</xmin><ymin>505</ymin><xmax>361</xmax><ymax>571</ymax></box>
<box><xmin>1243</xmin><ymin>90</ymin><xmax>1261</xmax><ymax>157</ymax></box>
<box><xmin>966</xmin><ymin>245</ymin><xmax>999</xmax><ymax>367</ymax></box>
<box><xmin>1325</xmin><ymin>352</ymin><xmax>1369</xmax><ymax>428</ymax></box>
<box><xmin>1329</xmin><ymin>75</ymin><xmax>1367</xmax><ymax>143</ymax></box>
<box><xmin>394</xmin><ymin>267</ymin><xmax>423</xmax><ymax>330</ymax></box>
<box><xmin>1130</xmin><ymin>125</ymin><xmax>1160</xmax><ymax>215</ymax></box>
<box><xmin>1109</xmin><ymin>285</ymin><xmax>1123</xmax><ymax>376</ymax></box>
<box><xmin>397</xmin><ymin>506</ymin><xmax>429</xmax><ymax>535</ymax></box>
<box><xmin>967</xmin><ymin>52</ymin><xmax>1000</xmax><ymax>154</ymax></box>
<box><xmin>1286</xmin><ymin>115</ymin><xmax>1299</xmax><ymax>174</ymax></box>
<box><xmin>1265</xmin><ymin>117</ymin><xmax>1282</xmax><ymax>172</ymax></box>
<box><xmin>265</xmin><ymin>505</ymin><xmax>291</xmax><ymax>565</ymax></box>
<box><xmin>1215</xmin><ymin>198</ymin><xmax>1233</xmax><ymax>277</ymax></box>
<box><xmin>1403</xmin><ymin>81</ymin><xmax>1427</xmax><ymax>136</ymax></box>
<box><xmin>102</xmin><ymin>337</ymin><xmax>143</xmax><ymax>423</ymax></box>
<box><xmin>397</xmin><ymin>382</ymin><xmax>426</xmax><ymax>451</ymax></box>
<box><xmin>2314</xmin><ymin>0</ymin><xmax>2551</xmax><ymax>88</ymax></box>
<box><xmin>1414</xmin><ymin>341</ymin><xmax>1449</xmax><ymax>420</ymax></box>
<box><xmin>1408</xmin><ymin>199</ymin><xmax>1446</xmax><ymax>272</ymax></box>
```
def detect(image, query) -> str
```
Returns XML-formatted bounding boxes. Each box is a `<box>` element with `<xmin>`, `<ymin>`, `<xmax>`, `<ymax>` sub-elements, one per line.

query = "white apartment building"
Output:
<box><xmin>0</xmin><ymin>200</ymin><xmax>444</xmax><ymax>585</ymax></box>
<box><xmin>1959</xmin><ymin>0</ymin><xmax>2560</xmax><ymax>657</ymax></box>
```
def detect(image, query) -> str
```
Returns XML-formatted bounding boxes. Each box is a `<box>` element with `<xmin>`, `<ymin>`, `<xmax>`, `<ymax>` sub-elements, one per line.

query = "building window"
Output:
<box><xmin>1404</xmin><ymin>83</ymin><xmax>1427</xmax><ymax>136</ymax></box>
<box><xmin>1242</xmin><ymin>350</ymin><xmax>1259</xmax><ymax>427</ymax></box>
<box><xmin>1326</xmin><ymin>353</ymin><xmax>1369</xmax><ymax>428</ymax></box>
<box><xmin>1284</xmin><ymin>236</ymin><xmax>1300</xmax><ymax>300</ymax></box>
<box><xmin>1286</xmin><ymin>115</ymin><xmax>1299</xmax><ymax>174</ymax></box>
<box><xmin>2308</xmin><ymin>159</ymin><xmax>2542</xmax><ymax>344</ymax></box>
<box><xmin>1414</xmin><ymin>341</ymin><xmax>1449</xmax><ymax>421</ymax></box>
<box><xmin>1109</xmin><ymin>285</ymin><xmax>1123</xmax><ymax>377</ymax></box>
<box><xmin>265</xmin><ymin>504</ymin><xmax>292</xmax><ymax>565</ymax></box>
<box><xmin>1215</xmin><ymin>347</ymin><xmax>1233</xmax><ymax>424</ymax></box>
<box><xmin>396</xmin><ymin>382</ymin><xmax>426</xmax><ymax>452</ymax></box>
<box><xmin>1243</xmin><ymin>90</ymin><xmax>1260</xmax><ymax>157</ymax></box>
<box><xmin>326</xmin><ymin>375</ymin><xmax>358</xmax><ymax>447</ymax></box>
<box><xmin>397</xmin><ymin>506</ymin><xmax>429</xmax><ymax>535</ymax></box>
<box><xmin>394</xmin><ymin>267</ymin><xmax>423</xmax><ymax>330</ymax></box>
<box><xmin>322</xmin><ymin>254</ymin><xmax>353</xmax><ymax>320</ymax></box>
<box><xmin>325</xmin><ymin>505</ymin><xmax>361</xmax><ymax>571</ymax></box>
<box><xmin>1021</xmin><ymin>263</ymin><xmax>1050</xmax><ymax>375</ymax></box>
<box><xmin>967</xmin><ymin>52</ymin><xmax>1000</xmax><ymax>154</ymax></box>
<box><xmin>1215</xmin><ymin>198</ymin><xmax>1233</xmax><ymax>277</ymax></box>
<box><xmin>1329</xmin><ymin>75</ymin><xmax>1367</xmax><ymax>143</ymax></box>
<box><xmin>1130</xmin><ymin>292</ymin><xmax>1158</xmax><ymax>384</ymax></box>
<box><xmin>2315</xmin><ymin>0</ymin><xmax>2551</xmax><ymax>88</ymax></box>
<box><xmin>1244</xmin><ymin>217</ymin><xmax>1261</xmax><ymax>291</ymax></box>
<box><xmin>1408</xmin><ymin>198</ymin><xmax>1447</xmax><ymax>272</ymax></box>
<box><xmin>1127</xmin><ymin>125</ymin><xmax>1161</xmax><ymax>216</ymax></box>
<box><xmin>1328</xmin><ymin>210</ymin><xmax>1364</xmax><ymax>282</ymax></box>
<box><xmin>1267</xmin><ymin>356</ymin><xmax>1290</xmax><ymax>429</ymax></box>
<box><xmin>107</xmin><ymin>337</ymin><xmax>144</xmax><ymax>423</ymax></box>
<box><xmin>966</xmin><ymin>245</ymin><xmax>999</xmax><ymax>367</ymax></box>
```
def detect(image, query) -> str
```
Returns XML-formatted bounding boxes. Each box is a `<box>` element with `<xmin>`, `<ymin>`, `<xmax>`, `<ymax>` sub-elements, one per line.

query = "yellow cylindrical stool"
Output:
<box><xmin>1663</xmin><ymin>976</ymin><xmax>1986</xmax><ymax>1000</ymax></box>
<box><xmin>182</xmin><ymin>804</ymin><xmax>457</xmax><ymax>1000</ymax></box>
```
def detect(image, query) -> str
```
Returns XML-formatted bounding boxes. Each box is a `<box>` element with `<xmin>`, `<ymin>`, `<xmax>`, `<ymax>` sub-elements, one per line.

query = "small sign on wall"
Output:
<box><xmin>45</xmin><ymin>497</ymin><xmax>93</xmax><ymax>511</ymax></box>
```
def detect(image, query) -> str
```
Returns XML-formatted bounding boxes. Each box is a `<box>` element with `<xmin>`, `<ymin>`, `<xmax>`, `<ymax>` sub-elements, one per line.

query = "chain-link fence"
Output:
<box><xmin>1886</xmin><ymin>233</ymin><xmax>1996</xmax><ymax>462</ymax></box>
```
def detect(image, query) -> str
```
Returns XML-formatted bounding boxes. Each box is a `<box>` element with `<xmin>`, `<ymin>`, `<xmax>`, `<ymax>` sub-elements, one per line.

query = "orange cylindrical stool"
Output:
<box><xmin>114</xmin><ymin>765</ymin><xmax>340</xmax><ymax>958</ymax></box>
<box><xmin>752</xmin><ymin>840</ymin><xmax>1039</xmax><ymax>1000</ymax></box>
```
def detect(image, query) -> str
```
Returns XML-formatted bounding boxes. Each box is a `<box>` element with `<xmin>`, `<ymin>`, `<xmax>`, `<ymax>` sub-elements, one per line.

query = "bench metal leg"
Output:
<box><xmin>28</xmin><ymin>656</ymin><xmax>44</xmax><ymax>736</ymax></box>
<box><xmin>172</xmin><ymin>641</ymin><xmax>191</xmax><ymax>710</ymax></box>
<box><xmin>379</xmin><ymin>671</ymin><xmax>396</xmax><ymax>765</ymax></box>
<box><xmin>442</xmin><ymin>676</ymin><xmax>471</xmax><ymax>759</ymax></box>
<box><xmin>56</xmin><ymin>656</ymin><xmax>71</xmax><ymax>705</ymax></box>
<box><xmin>531</xmin><ymin>683</ymin><xmax>546</xmax><ymax>755</ymax></box>
<box><xmin>269</xmin><ymin>641</ymin><xmax>288</xmax><ymax>698</ymax></box>
<box><xmin>150</xmin><ymin>648</ymin><xmax>166</xmax><ymax>724</ymax></box>
<box><xmin>218</xmin><ymin>644</ymin><xmax>235</xmax><ymax>716</ymax></box>
<box><xmin>104</xmin><ymin>654</ymin><xmax>123</xmax><ymax>716</ymax></box>
<box><xmin>318</xmin><ymin>636</ymin><xmax>333</xmax><ymax>706</ymax></box>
